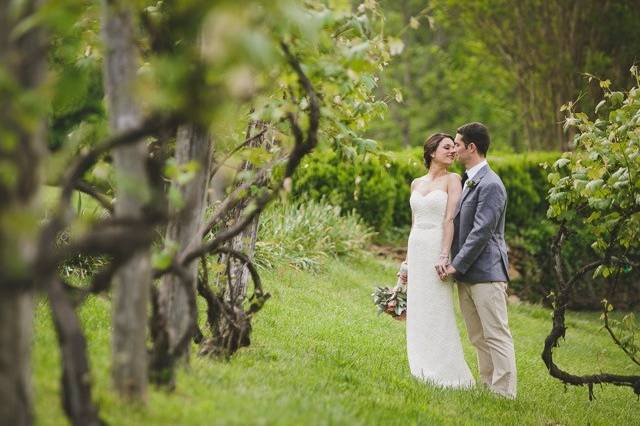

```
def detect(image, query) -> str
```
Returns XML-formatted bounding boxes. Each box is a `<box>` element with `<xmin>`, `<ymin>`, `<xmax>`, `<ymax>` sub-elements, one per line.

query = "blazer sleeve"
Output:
<box><xmin>451</xmin><ymin>181</ymin><xmax>506</xmax><ymax>274</ymax></box>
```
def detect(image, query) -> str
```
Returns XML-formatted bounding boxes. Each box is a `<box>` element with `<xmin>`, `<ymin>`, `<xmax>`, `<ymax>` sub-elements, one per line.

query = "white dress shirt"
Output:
<box><xmin>465</xmin><ymin>160</ymin><xmax>488</xmax><ymax>181</ymax></box>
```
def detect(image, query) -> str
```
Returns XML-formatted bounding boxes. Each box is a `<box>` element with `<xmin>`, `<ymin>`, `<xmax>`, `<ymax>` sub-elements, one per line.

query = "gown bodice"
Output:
<box><xmin>410</xmin><ymin>190</ymin><xmax>448</xmax><ymax>230</ymax></box>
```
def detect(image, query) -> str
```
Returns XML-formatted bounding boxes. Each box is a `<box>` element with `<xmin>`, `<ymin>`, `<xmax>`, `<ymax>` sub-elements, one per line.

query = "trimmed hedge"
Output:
<box><xmin>293</xmin><ymin>150</ymin><xmax>397</xmax><ymax>232</ymax></box>
<box><xmin>292</xmin><ymin>149</ymin><xmax>639</xmax><ymax>309</ymax></box>
<box><xmin>293</xmin><ymin>149</ymin><xmax>558</xmax><ymax>233</ymax></box>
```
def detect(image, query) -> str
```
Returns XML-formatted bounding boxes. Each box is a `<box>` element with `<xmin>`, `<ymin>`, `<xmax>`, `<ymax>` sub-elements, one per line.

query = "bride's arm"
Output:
<box><xmin>437</xmin><ymin>174</ymin><xmax>462</xmax><ymax>278</ymax></box>
<box><xmin>410</xmin><ymin>178</ymin><xmax>417</xmax><ymax>231</ymax></box>
<box><xmin>399</xmin><ymin>178</ymin><xmax>419</xmax><ymax>286</ymax></box>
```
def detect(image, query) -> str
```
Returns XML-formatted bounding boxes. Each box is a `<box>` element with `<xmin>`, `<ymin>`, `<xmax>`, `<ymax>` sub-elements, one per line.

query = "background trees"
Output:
<box><xmin>371</xmin><ymin>0</ymin><xmax>640</xmax><ymax>151</ymax></box>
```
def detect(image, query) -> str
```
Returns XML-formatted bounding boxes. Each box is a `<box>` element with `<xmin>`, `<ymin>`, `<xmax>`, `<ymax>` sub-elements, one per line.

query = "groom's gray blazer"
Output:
<box><xmin>451</xmin><ymin>165</ymin><xmax>510</xmax><ymax>284</ymax></box>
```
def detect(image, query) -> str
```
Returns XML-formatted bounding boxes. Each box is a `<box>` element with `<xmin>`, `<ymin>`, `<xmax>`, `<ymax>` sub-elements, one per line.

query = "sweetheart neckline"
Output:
<box><xmin>411</xmin><ymin>189</ymin><xmax>448</xmax><ymax>198</ymax></box>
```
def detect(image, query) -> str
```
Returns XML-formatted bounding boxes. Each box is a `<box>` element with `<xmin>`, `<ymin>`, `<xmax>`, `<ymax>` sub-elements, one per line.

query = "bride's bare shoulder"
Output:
<box><xmin>411</xmin><ymin>175</ymin><xmax>428</xmax><ymax>190</ymax></box>
<box><xmin>445</xmin><ymin>173</ymin><xmax>461</xmax><ymax>192</ymax></box>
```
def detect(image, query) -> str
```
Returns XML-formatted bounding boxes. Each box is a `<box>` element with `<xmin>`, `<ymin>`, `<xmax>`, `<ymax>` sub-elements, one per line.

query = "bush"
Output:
<box><xmin>293</xmin><ymin>150</ymin><xmax>397</xmax><ymax>232</ymax></box>
<box><xmin>255</xmin><ymin>198</ymin><xmax>374</xmax><ymax>271</ymax></box>
<box><xmin>293</xmin><ymin>148</ymin><xmax>558</xmax><ymax>229</ymax></box>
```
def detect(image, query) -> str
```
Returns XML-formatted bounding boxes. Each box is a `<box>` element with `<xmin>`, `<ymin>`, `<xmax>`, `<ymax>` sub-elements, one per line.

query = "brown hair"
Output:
<box><xmin>423</xmin><ymin>133</ymin><xmax>453</xmax><ymax>169</ymax></box>
<box><xmin>456</xmin><ymin>122</ymin><xmax>490</xmax><ymax>156</ymax></box>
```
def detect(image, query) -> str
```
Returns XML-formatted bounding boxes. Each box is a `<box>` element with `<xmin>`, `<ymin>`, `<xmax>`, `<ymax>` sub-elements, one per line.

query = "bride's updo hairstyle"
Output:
<box><xmin>423</xmin><ymin>133</ymin><xmax>453</xmax><ymax>169</ymax></box>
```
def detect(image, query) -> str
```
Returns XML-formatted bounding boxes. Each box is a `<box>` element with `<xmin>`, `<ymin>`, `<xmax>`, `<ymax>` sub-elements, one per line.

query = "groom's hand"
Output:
<box><xmin>445</xmin><ymin>265</ymin><xmax>457</xmax><ymax>276</ymax></box>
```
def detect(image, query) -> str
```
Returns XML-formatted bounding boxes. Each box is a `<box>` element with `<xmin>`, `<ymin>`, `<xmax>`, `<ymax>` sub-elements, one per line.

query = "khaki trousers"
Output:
<box><xmin>458</xmin><ymin>281</ymin><xmax>517</xmax><ymax>399</ymax></box>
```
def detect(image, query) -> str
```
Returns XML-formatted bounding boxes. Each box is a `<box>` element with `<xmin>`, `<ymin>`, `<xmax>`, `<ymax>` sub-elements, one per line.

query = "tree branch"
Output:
<box><xmin>155</xmin><ymin>41</ymin><xmax>321</xmax><ymax>274</ymax></box>
<box><xmin>208</xmin><ymin>128</ymin><xmax>268</xmax><ymax>179</ymax></box>
<box><xmin>197</xmin><ymin>163</ymin><xmax>276</xmax><ymax>241</ymax></box>
<box><xmin>44</xmin><ymin>218</ymin><xmax>154</xmax><ymax>274</ymax></box>
<box><xmin>74</xmin><ymin>180</ymin><xmax>114</xmax><ymax>213</ymax></box>
<box><xmin>214</xmin><ymin>246</ymin><xmax>267</xmax><ymax>303</ymax></box>
<box><xmin>47</xmin><ymin>277</ymin><xmax>103</xmax><ymax>426</ymax></box>
<box><xmin>602</xmin><ymin>305</ymin><xmax>640</xmax><ymax>368</ymax></box>
<box><xmin>541</xmin><ymin>226</ymin><xmax>640</xmax><ymax>399</ymax></box>
<box><xmin>61</xmin><ymin>114</ymin><xmax>180</xmax><ymax>207</ymax></box>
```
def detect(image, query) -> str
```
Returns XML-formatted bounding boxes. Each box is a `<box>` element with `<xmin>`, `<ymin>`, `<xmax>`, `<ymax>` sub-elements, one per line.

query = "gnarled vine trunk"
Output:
<box><xmin>102</xmin><ymin>0</ymin><xmax>151</xmax><ymax>400</ymax></box>
<box><xmin>0</xmin><ymin>1</ymin><xmax>47</xmax><ymax>424</ymax></box>
<box><xmin>152</xmin><ymin>124</ymin><xmax>212</xmax><ymax>386</ymax></box>
<box><xmin>223</xmin><ymin>121</ymin><xmax>271</xmax><ymax>302</ymax></box>
<box><xmin>198</xmin><ymin>120</ymin><xmax>272</xmax><ymax>357</ymax></box>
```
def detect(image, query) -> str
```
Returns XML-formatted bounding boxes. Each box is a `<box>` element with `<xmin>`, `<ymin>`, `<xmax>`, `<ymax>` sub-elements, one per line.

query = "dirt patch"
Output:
<box><xmin>369</xmin><ymin>243</ymin><xmax>406</xmax><ymax>262</ymax></box>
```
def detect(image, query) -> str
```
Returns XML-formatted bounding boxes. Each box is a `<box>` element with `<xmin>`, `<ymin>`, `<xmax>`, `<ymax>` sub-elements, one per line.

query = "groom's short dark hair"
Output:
<box><xmin>457</xmin><ymin>122</ymin><xmax>490</xmax><ymax>156</ymax></box>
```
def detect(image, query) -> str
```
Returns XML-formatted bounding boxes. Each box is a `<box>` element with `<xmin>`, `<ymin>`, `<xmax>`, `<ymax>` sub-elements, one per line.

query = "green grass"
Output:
<box><xmin>255</xmin><ymin>199</ymin><xmax>374</xmax><ymax>271</ymax></box>
<box><xmin>33</xmin><ymin>256</ymin><xmax>639</xmax><ymax>425</ymax></box>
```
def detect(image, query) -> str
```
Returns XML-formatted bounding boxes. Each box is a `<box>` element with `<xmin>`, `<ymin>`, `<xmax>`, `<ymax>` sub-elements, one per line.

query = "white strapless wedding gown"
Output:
<box><xmin>406</xmin><ymin>190</ymin><xmax>475</xmax><ymax>388</ymax></box>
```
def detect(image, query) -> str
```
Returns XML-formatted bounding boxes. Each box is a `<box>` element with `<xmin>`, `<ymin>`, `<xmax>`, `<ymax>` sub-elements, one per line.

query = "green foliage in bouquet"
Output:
<box><xmin>372</xmin><ymin>286</ymin><xmax>406</xmax><ymax>319</ymax></box>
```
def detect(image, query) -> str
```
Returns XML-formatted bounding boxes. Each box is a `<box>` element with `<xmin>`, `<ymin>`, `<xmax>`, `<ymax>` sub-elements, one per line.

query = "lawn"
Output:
<box><xmin>33</xmin><ymin>256</ymin><xmax>639</xmax><ymax>425</ymax></box>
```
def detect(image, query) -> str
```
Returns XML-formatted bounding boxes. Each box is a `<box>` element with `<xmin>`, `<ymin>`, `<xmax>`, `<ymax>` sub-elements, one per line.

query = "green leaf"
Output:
<box><xmin>585</xmin><ymin>179</ymin><xmax>604</xmax><ymax>192</ymax></box>
<box><xmin>152</xmin><ymin>241</ymin><xmax>178</xmax><ymax>270</ymax></box>
<box><xmin>609</xmin><ymin>91</ymin><xmax>624</xmax><ymax>106</ymax></box>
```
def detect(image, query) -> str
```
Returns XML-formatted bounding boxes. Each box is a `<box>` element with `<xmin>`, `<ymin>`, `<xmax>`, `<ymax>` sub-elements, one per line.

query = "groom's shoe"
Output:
<box><xmin>478</xmin><ymin>381</ymin><xmax>516</xmax><ymax>400</ymax></box>
<box><xmin>489</xmin><ymin>387</ymin><xmax>516</xmax><ymax>400</ymax></box>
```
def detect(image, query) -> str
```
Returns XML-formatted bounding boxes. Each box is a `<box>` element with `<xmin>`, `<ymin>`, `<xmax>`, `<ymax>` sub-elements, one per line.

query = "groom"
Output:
<box><xmin>440</xmin><ymin>122</ymin><xmax>517</xmax><ymax>399</ymax></box>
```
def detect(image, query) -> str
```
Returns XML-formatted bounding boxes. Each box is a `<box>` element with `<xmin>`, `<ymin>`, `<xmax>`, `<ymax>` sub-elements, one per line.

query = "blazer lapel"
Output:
<box><xmin>454</xmin><ymin>165</ymin><xmax>490</xmax><ymax>217</ymax></box>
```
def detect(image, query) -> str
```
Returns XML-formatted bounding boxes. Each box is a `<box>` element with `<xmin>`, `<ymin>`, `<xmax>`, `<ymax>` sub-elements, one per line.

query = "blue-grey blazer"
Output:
<box><xmin>451</xmin><ymin>165</ymin><xmax>510</xmax><ymax>284</ymax></box>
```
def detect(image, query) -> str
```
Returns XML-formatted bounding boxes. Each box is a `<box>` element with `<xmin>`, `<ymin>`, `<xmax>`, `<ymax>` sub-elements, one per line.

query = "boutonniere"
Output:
<box><xmin>465</xmin><ymin>179</ymin><xmax>477</xmax><ymax>189</ymax></box>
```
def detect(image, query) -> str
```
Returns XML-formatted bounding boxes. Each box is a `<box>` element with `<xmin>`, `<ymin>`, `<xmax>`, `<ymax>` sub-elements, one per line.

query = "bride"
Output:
<box><xmin>404</xmin><ymin>132</ymin><xmax>475</xmax><ymax>388</ymax></box>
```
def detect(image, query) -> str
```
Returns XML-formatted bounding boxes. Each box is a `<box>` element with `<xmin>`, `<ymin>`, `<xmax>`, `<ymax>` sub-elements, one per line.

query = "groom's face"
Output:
<box><xmin>453</xmin><ymin>133</ymin><xmax>470</xmax><ymax>166</ymax></box>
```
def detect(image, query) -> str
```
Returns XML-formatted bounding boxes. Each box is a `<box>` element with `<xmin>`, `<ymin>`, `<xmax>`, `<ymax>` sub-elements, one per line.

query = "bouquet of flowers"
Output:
<box><xmin>372</xmin><ymin>261</ymin><xmax>407</xmax><ymax>321</ymax></box>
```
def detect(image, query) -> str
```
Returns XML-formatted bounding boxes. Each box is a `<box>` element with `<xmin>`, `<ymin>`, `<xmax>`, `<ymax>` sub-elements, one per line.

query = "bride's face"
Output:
<box><xmin>432</xmin><ymin>137</ymin><xmax>456</xmax><ymax>167</ymax></box>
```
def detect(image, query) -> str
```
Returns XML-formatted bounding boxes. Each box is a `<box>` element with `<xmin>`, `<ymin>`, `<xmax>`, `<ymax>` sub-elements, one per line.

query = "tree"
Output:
<box><xmin>102</xmin><ymin>0</ymin><xmax>153</xmax><ymax>400</ymax></box>
<box><xmin>195</xmin><ymin>120</ymin><xmax>272</xmax><ymax>358</ymax></box>
<box><xmin>0</xmin><ymin>1</ymin><xmax>49</xmax><ymax>424</ymax></box>
<box><xmin>434</xmin><ymin>0</ymin><xmax>640</xmax><ymax>150</ymax></box>
<box><xmin>152</xmin><ymin>123</ymin><xmax>212</xmax><ymax>386</ymax></box>
<box><xmin>543</xmin><ymin>69</ymin><xmax>640</xmax><ymax>398</ymax></box>
<box><xmin>148</xmin><ymin>0</ymin><xmax>392</xmax><ymax>380</ymax></box>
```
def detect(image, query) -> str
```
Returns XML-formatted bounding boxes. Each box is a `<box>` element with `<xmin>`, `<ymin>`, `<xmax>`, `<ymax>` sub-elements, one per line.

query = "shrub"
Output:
<box><xmin>293</xmin><ymin>150</ymin><xmax>396</xmax><ymax>231</ymax></box>
<box><xmin>293</xmin><ymin>148</ymin><xmax>558</xmax><ymax>230</ymax></box>
<box><xmin>255</xmin><ymin>198</ymin><xmax>374</xmax><ymax>271</ymax></box>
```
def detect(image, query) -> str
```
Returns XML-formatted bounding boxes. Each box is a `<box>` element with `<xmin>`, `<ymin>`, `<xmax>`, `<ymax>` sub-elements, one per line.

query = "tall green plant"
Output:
<box><xmin>255</xmin><ymin>199</ymin><xmax>374</xmax><ymax>271</ymax></box>
<box><xmin>543</xmin><ymin>68</ymin><xmax>640</xmax><ymax>398</ymax></box>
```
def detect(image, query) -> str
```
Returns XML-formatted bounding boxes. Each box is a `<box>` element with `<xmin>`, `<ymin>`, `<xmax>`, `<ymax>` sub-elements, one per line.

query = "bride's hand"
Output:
<box><xmin>397</xmin><ymin>260</ymin><xmax>408</xmax><ymax>284</ymax></box>
<box><xmin>435</xmin><ymin>258</ymin><xmax>450</xmax><ymax>281</ymax></box>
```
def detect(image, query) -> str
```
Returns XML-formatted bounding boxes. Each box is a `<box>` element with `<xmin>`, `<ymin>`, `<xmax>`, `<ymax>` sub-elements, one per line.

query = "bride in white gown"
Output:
<box><xmin>405</xmin><ymin>133</ymin><xmax>475</xmax><ymax>388</ymax></box>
